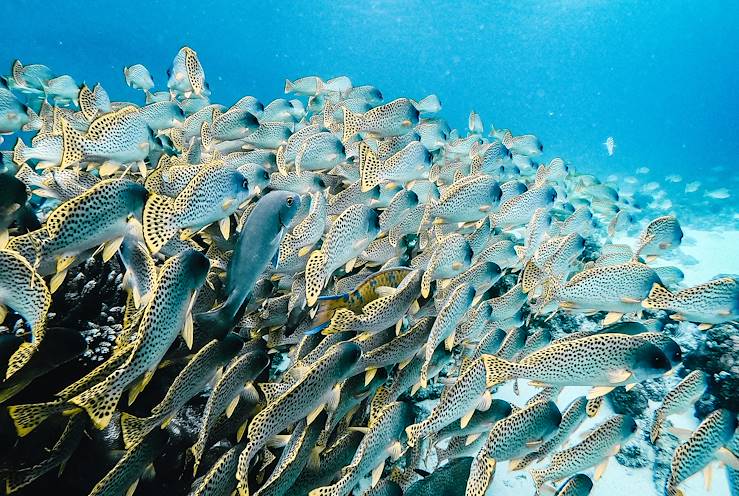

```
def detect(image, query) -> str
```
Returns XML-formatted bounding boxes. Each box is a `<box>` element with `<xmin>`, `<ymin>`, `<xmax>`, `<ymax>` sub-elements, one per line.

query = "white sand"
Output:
<box><xmin>677</xmin><ymin>228</ymin><xmax>739</xmax><ymax>286</ymax></box>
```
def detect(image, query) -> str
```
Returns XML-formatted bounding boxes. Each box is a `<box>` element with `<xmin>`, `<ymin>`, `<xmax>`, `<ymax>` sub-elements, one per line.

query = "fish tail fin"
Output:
<box><xmin>308</xmin><ymin>293</ymin><xmax>348</xmax><ymax>334</ymax></box>
<box><xmin>284</xmin><ymin>79</ymin><xmax>294</xmax><ymax>94</ymax></box>
<box><xmin>369</xmin><ymin>385</ymin><xmax>390</xmax><ymax>423</ymax></box>
<box><xmin>323</xmin><ymin>307</ymin><xmax>355</xmax><ymax>335</ymax></box>
<box><xmin>142</xmin><ymin>193</ymin><xmax>179</xmax><ymax>254</ymax></box>
<box><xmin>521</xmin><ymin>261</ymin><xmax>546</xmax><ymax>294</ymax></box>
<box><xmin>480</xmin><ymin>354</ymin><xmax>516</xmax><ymax>387</ymax></box>
<box><xmin>531</xmin><ymin>469</ymin><xmax>546</xmax><ymax>493</ymax></box>
<box><xmin>643</xmin><ymin>282</ymin><xmax>673</xmax><ymax>310</ymax></box>
<box><xmin>358</xmin><ymin>141</ymin><xmax>381</xmax><ymax>192</ymax></box>
<box><xmin>466</xmin><ymin>455</ymin><xmax>496</xmax><ymax>496</ymax></box>
<box><xmin>341</xmin><ymin>106</ymin><xmax>360</xmax><ymax>144</ymax></box>
<box><xmin>68</xmin><ymin>373</ymin><xmax>122</xmax><ymax>430</ymax></box>
<box><xmin>6</xmin><ymin>342</ymin><xmax>37</xmax><ymax>380</ymax></box>
<box><xmin>413</xmin><ymin>94</ymin><xmax>441</xmax><ymax>114</ymax></box>
<box><xmin>59</xmin><ymin>118</ymin><xmax>85</xmax><ymax>168</ymax></box>
<box><xmin>405</xmin><ymin>422</ymin><xmax>425</xmax><ymax>448</ymax></box>
<box><xmin>650</xmin><ymin>410</ymin><xmax>665</xmax><ymax>443</ymax></box>
<box><xmin>7</xmin><ymin>399</ymin><xmax>66</xmax><ymax>437</ymax></box>
<box><xmin>120</xmin><ymin>412</ymin><xmax>157</xmax><ymax>449</ymax></box>
<box><xmin>14</xmin><ymin>163</ymin><xmax>44</xmax><ymax>188</ymax></box>
<box><xmin>13</xmin><ymin>138</ymin><xmax>27</xmax><ymax>165</ymax></box>
<box><xmin>305</xmin><ymin>250</ymin><xmax>328</xmax><ymax>308</ymax></box>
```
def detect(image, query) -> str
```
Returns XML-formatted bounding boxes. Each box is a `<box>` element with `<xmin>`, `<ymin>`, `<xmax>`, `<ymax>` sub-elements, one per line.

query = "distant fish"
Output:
<box><xmin>684</xmin><ymin>181</ymin><xmax>701</xmax><ymax>193</ymax></box>
<box><xmin>603</xmin><ymin>137</ymin><xmax>615</xmax><ymax>156</ymax></box>
<box><xmin>636</xmin><ymin>167</ymin><xmax>650</xmax><ymax>174</ymax></box>
<box><xmin>665</xmin><ymin>174</ymin><xmax>683</xmax><ymax>183</ymax></box>
<box><xmin>705</xmin><ymin>187</ymin><xmax>730</xmax><ymax>199</ymax></box>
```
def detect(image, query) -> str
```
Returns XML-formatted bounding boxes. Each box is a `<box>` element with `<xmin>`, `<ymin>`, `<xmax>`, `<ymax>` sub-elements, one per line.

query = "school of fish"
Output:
<box><xmin>0</xmin><ymin>47</ymin><xmax>737</xmax><ymax>496</ymax></box>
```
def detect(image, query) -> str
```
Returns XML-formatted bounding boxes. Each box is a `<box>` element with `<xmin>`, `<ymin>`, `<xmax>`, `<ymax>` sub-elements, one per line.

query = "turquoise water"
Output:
<box><xmin>2</xmin><ymin>0</ymin><xmax>738</xmax><ymax>224</ymax></box>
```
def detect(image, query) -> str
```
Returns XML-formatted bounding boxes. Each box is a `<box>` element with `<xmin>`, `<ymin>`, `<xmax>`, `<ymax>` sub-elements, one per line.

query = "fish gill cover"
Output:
<box><xmin>0</xmin><ymin>27</ymin><xmax>738</xmax><ymax>496</ymax></box>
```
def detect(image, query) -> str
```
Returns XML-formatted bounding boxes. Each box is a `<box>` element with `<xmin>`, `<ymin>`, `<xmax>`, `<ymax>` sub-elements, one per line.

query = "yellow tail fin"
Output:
<box><xmin>142</xmin><ymin>194</ymin><xmax>179</xmax><ymax>254</ymax></box>
<box><xmin>59</xmin><ymin>119</ymin><xmax>85</xmax><ymax>168</ymax></box>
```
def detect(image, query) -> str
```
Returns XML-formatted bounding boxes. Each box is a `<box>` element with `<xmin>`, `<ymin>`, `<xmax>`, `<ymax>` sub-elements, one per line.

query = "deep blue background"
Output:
<box><xmin>2</xmin><ymin>0</ymin><xmax>737</xmax><ymax>219</ymax></box>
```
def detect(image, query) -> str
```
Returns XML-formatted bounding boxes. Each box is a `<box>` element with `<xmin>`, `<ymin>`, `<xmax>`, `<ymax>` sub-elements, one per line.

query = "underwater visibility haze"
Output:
<box><xmin>0</xmin><ymin>1</ymin><xmax>738</xmax><ymax>496</ymax></box>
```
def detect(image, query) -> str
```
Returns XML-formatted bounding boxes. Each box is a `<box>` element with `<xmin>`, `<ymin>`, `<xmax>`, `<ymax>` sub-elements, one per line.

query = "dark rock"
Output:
<box><xmin>607</xmin><ymin>384</ymin><xmax>649</xmax><ymax>417</ymax></box>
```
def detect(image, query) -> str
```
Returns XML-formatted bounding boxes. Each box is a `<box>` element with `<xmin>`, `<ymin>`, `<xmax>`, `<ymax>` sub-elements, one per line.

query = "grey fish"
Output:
<box><xmin>643</xmin><ymin>277</ymin><xmax>739</xmax><ymax>327</ymax></box>
<box><xmin>197</xmin><ymin>191</ymin><xmax>300</xmax><ymax>335</ymax></box>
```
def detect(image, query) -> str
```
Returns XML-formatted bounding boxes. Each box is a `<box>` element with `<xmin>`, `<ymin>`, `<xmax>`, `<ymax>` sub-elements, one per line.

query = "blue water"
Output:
<box><xmin>2</xmin><ymin>0</ymin><xmax>738</xmax><ymax>220</ymax></box>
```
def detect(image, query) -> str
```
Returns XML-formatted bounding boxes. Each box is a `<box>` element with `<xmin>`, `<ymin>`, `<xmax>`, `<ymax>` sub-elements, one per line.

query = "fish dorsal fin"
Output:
<box><xmin>358</xmin><ymin>141</ymin><xmax>381</xmax><ymax>192</ymax></box>
<box><xmin>11</xmin><ymin>60</ymin><xmax>25</xmax><ymax>86</ymax></box>
<box><xmin>142</xmin><ymin>194</ymin><xmax>178</xmax><ymax>254</ymax></box>
<box><xmin>200</xmin><ymin>121</ymin><xmax>212</xmax><ymax>150</ymax></box>
<box><xmin>59</xmin><ymin>118</ymin><xmax>85</xmax><ymax>168</ymax></box>
<box><xmin>5</xmin><ymin>342</ymin><xmax>36</xmax><ymax>380</ymax></box>
<box><xmin>259</xmin><ymin>382</ymin><xmax>291</xmax><ymax>404</ymax></box>
<box><xmin>276</xmin><ymin>145</ymin><xmax>288</xmax><ymax>175</ymax></box>
<box><xmin>341</xmin><ymin>107</ymin><xmax>360</xmax><ymax>144</ymax></box>
<box><xmin>304</xmin><ymin>250</ymin><xmax>327</xmax><ymax>307</ymax></box>
<box><xmin>84</xmin><ymin>106</ymin><xmax>138</xmax><ymax>142</ymax></box>
<box><xmin>78</xmin><ymin>85</ymin><xmax>98</xmax><ymax>121</ymax></box>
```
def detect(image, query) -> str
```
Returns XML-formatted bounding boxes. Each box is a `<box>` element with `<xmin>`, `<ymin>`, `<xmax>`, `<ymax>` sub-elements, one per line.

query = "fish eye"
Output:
<box><xmin>286</xmin><ymin>196</ymin><xmax>294</xmax><ymax>207</ymax></box>
<box><xmin>242</xmin><ymin>178</ymin><xmax>249</xmax><ymax>190</ymax></box>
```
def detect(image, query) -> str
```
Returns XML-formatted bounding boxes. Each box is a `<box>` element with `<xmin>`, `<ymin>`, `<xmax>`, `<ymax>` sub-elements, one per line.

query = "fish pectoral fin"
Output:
<box><xmin>698</xmin><ymin>323</ymin><xmax>713</xmax><ymax>331</ymax></box>
<box><xmin>326</xmin><ymin>384</ymin><xmax>342</xmax><ymax>412</ymax></box>
<box><xmin>345</xmin><ymin>257</ymin><xmax>357</xmax><ymax>273</ymax></box>
<box><xmin>347</xmin><ymin>426</ymin><xmax>370</xmax><ymax>434</ymax></box>
<box><xmin>266</xmin><ymin>434</ymin><xmax>291</xmax><ymax>448</ymax></box>
<box><xmin>602</xmin><ymin>312</ymin><xmax>624</xmax><ymax>325</ymax></box>
<box><xmin>444</xmin><ymin>331</ymin><xmax>456</xmax><ymax>352</ymax></box>
<box><xmin>460</xmin><ymin>408</ymin><xmax>476</xmax><ymax>429</ymax></box>
<box><xmin>219</xmin><ymin>216</ymin><xmax>231</xmax><ymax>240</ymax></box>
<box><xmin>236</xmin><ymin>420</ymin><xmax>248</xmax><ymax>442</ymax></box>
<box><xmin>49</xmin><ymin>269</ymin><xmax>68</xmax><ymax>293</ymax></box>
<box><xmin>371</xmin><ymin>460</ymin><xmax>386</xmax><ymax>487</ymax></box>
<box><xmin>225</xmin><ymin>395</ymin><xmax>240</xmax><ymax>418</ymax></box>
<box><xmin>128</xmin><ymin>369</ymin><xmax>155</xmax><ymax>406</ymax></box>
<box><xmin>364</xmin><ymin>368</ymin><xmax>378</xmax><ymax>387</ymax></box>
<box><xmin>620</xmin><ymin>297</ymin><xmax>640</xmax><ymax>304</ymax></box>
<box><xmin>526</xmin><ymin>439</ymin><xmax>543</xmax><ymax>448</ymax></box>
<box><xmin>607</xmin><ymin>368</ymin><xmax>631</xmax><ymax>384</ymax></box>
<box><xmin>704</xmin><ymin>464</ymin><xmax>713</xmax><ymax>490</ymax></box>
<box><xmin>126</xmin><ymin>479</ymin><xmax>139</xmax><ymax>496</ymax></box>
<box><xmin>465</xmin><ymin>433</ymin><xmax>482</xmax><ymax>446</ymax></box>
<box><xmin>666</xmin><ymin>426</ymin><xmax>693</xmax><ymax>440</ymax></box>
<box><xmin>587</xmin><ymin>386</ymin><xmax>616</xmax><ymax>400</ymax></box>
<box><xmin>593</xmin><ymin>457</ymin><xmax>610</xmax><ymax>481</ymax></box>
<box><xmin>375</xmin><ymin>285</ymin><xmax>396</xmax><ymax>297</ymax></box>
<box><xmin>182</xmin><ymin>312</ymin><xmax>194</xmax><ymax>350</ymax></box>
<box><xmin>476</xmin><ymin>390</ymin><xmax>492</xmax><ymax>411</ymax></box>
<box><xmin>387</xmin><ymin>440</ymin><xmax>404</xmax><ymax>461</ymax></box>
<box><xmin>306</xmin><ymin>403</ymin><xmax>325</xmax><ymax>425</ymax></box>
<box><xmin>716</xmin><ymin>447</ymin><xmax>739</xmax><ymax>470</ymax></box>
